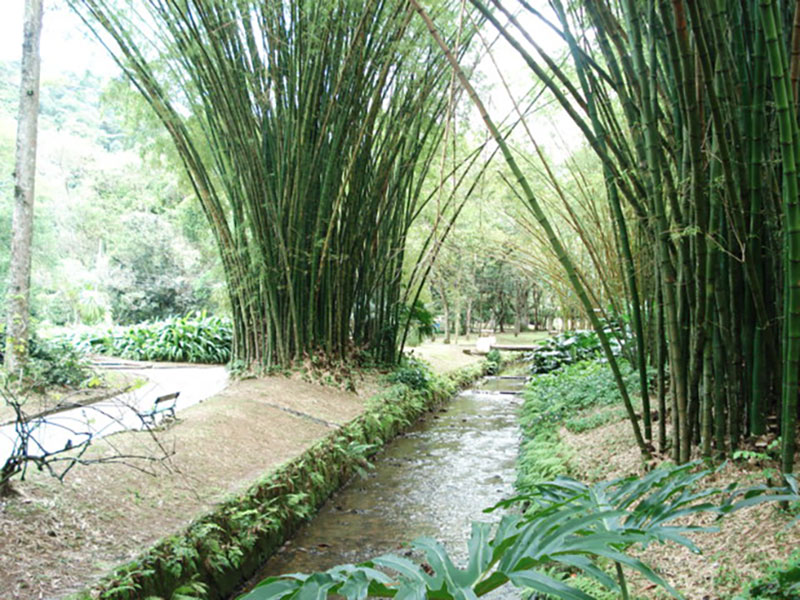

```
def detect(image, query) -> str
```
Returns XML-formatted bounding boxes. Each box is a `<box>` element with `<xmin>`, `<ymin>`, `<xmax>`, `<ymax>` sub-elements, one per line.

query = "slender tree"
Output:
<box><xmin>5</xmin><ymin>0</ymin><xmax>43</xmax><ymax>375</ymax></box>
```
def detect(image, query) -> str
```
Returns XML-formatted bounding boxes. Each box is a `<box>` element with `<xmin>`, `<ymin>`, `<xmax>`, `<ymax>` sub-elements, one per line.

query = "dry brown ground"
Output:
<box><xmin>0</xmin><ymin>373</ymin><xmax>381</xmax><ymax>599</ymax></box>
<box><xmin>562</xmin><ymin>412</ymin><xmax>800</xmax><ymax>599</ymax></box>
<box><xmin>409</xmin><ymin>330</ymin><xmax>547</xmax><ymax>373</ymax></box>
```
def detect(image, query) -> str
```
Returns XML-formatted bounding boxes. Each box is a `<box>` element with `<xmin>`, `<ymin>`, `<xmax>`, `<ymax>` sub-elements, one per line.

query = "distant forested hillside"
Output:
<box><xmin>0</xmin><ymin>60</ymin><xmax>225</xmax><ymax>329</ymax></box>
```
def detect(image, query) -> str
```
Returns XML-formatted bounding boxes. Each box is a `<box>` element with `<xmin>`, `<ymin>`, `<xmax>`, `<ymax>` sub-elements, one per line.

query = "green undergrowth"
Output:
<box><xmin>516</xmin><ymin>359</ymin><xmax>798</xmax><ymax>600</ymax></box>
<box><xmin>0</xmin><ymin>329</ymin><xmax>98</xmax><ymax>389</ymax></box>
<box><xmin>66</xmin><ymin>313</ymin><xmax>232</xmax><ymax>364</ymax></box>
<box><xmin>514</xmin><ymin>359</ymin><xmax>659</xmax><ymax>600</ymax></box>
<box><xmin>737</xmin><ymin>548</ymin><xmax>800</xmax><ymax>600</ymax></box>
<box><xmin>517</xmin><ymin>359</ymin><xmax>641</xmax><ymax>497</ymax></box>
<box><xmin>70</xmin><ymin>358</ymin><xmax>494</xmax><ymax>600</ymax></box>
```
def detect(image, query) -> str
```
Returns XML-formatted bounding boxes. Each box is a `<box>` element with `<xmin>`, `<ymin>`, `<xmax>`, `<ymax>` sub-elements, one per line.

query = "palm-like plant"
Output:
<box><xmin>238</xmin><ymin>463</ymin><xmax>799</xmax><ymax>600</ymax></box>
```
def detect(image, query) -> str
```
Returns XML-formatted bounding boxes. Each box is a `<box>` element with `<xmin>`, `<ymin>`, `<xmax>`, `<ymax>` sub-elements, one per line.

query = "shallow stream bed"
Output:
<box><xmin>239</xmin><ymin>375</ymin><xmax>526</xmax><ymax>595</ymax></box>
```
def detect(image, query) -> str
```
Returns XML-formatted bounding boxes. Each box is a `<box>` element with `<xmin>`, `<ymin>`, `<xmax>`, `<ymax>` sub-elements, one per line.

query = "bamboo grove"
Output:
<box><xmin>419</xmin><ymin>0</ymin><xmax>800</xmax><ymax>473</ymax></box>
<box><xmin>67</xmin><ymin>0</ymin><xmax>800</xmax><ymax>472</ymax></box>
<box><xmin>68</xmin><ymin>0</ymin><xmax>473</xmax><ymax>367</ymax></box>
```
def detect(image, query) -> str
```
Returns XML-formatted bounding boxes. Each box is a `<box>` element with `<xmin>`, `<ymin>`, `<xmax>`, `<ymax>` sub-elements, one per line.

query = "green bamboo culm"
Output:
<box><xmin>68</xmin><ymin>0</ymin><xmax>466</xmax><ymax>369</ymax></box>
<box><xmin>409</xmin><ymin>0</ymin><xmax>651</xmax><ymax>459</ymax></box>
<box><xmin>759</xmin><ymin>0</ymin><xmax>800</xmax><ymax>475</ymax></box>
<box><xmin>464</xmin><ymin>0</ymin><xmax>800</xmax><ymax>469</ymax></box>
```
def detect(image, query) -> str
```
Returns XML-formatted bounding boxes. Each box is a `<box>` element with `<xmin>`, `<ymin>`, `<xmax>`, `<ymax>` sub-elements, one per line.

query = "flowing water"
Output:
<box><xmin>239</xmin><ymin>375</ymin><xmax>527</xmax><ymax>596</ymax></box>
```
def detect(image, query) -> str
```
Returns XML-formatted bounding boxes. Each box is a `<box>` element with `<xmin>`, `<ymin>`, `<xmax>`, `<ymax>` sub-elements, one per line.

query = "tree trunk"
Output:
<box><xmin>454</xmin><ymin>294</ymin><xmax>461</xmax><ymax>344</ymax></box>
<box><xmin>5</xmin><ymin>0</ymin><xmax>43</xmax><ymax>376</ymax></box>
<box><xmin>514</xmin><ymin>281</ymin><xmax>528</xmax><ymax>337</ymax></box>
<box><xmin>464</xmin><ymin>299</ymin><xmax>472</xmax><ymax>340</ymax></box>
<box><xmin>439</xmin><ymin>280</ymin><xmax>451</xmax><ymax>344</ymax></box>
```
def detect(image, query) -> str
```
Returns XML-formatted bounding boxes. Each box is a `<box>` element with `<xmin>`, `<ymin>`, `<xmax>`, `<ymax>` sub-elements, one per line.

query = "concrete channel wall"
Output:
<box><xmin>73</xmin><ymin>361</ymin><xmax>494</xmax><ymax>600</ymax></box>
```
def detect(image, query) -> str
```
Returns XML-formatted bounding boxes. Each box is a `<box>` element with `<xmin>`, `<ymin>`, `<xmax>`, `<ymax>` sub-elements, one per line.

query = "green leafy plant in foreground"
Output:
<box><xmin>238</xmin><ymin>462</ymin><xmax>798</xmax><ymax>600</ymax></box>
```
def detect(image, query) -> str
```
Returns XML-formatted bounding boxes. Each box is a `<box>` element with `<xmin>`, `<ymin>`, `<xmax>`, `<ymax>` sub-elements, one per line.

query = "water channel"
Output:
<box><xmin>238</xmin><ymin>375</ymin><xmax>527</xmax><ymax>596</ymax></box>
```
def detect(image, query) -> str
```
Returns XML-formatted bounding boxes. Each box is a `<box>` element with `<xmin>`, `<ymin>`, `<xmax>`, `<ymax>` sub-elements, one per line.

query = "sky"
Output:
<box><xmin>1</xmin><ymin>0</ymin><xmax>119</xmax><ymax>79</ymax></box>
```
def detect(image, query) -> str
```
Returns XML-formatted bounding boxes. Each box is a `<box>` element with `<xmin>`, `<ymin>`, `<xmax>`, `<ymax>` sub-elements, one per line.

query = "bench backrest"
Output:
<box><xmin>155</xmin><ymin>392</ymin><xmax>180</xmax><ymax>405</ymax></box>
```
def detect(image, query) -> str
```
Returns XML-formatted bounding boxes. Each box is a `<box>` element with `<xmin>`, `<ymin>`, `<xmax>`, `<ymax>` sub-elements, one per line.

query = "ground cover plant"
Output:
<box><xmin>20</xmin><ymin>335</ymin><xmax>96</xmax><ymax>389</ymax></box>
<box><xmin>386</xmin><ymin>357</ymin><xmax>435</xmax><ymax>392</ymax></box>
<box><xmin>68</xmin><ymin>314</ymin><xmax>232</xmax><ymax>364</ymax></box>
<box><xmin>1</xmin><ymin>324</ymin><xmax>96</xmax><ymax>389</ymax></box>
<box><xmin>527</xmin><ymin>330</ymin><xmax>624</xmax><ymax>376</ymax></box>
<box><xmin>741</xmin><ymin>548</ymin><xmax>800</xmax><ymax>599</ymax></box>
<box><xmin>517</xmin><ymin>359</ymin><xmax>641</xmax><ymax>492</ymax></box>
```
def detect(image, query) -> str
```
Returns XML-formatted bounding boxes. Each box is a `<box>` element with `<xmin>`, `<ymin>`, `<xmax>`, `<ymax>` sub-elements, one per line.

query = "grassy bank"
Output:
<box><xmin>515</xmin><ymin>358</ymin><xmax>800</xmax><ymax>599</ymax></box>
<box><xmin>516</xmin><ymin>359</ymin><xmax>640</xmax><ymax>493</ymax></box>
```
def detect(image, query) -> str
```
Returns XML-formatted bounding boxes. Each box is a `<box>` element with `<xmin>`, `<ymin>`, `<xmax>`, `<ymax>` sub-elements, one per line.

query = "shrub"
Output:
<box><xmin>386</xmin><ymin>357</ymin><xmax>433</xmax><ymax>391</ymax></box>
<box><xmin>399</xmin><ymin>300</ymin><xmax>436</xmax><ymax>345</ymax></box>
<box><xmin>68</xmin><ymin>313</ymin><xmax>232</xmax><ymax>364</ymax></box>
<box><xmin>485</xmin><ymin>349</ymin><xmax>502</xmax><ymax>375</ymax></box>
<box><xmin>26</xmin><ymin>336</ymin><xmax>95</xmax><ymax>388</ymax></box>
<box><xmin>742</xmin><ymin>549</ymin><xmax>800</xmax><ymax>599</ymax></box>
<box><xmin>527</xmin><ymin>329</ymin><xmax>624</xmax><ymax>375</ymax></box>
<box><xmin>0</xmin><ymin>328</ymin><xmax>95</xmax><ymax>389</ymax></box>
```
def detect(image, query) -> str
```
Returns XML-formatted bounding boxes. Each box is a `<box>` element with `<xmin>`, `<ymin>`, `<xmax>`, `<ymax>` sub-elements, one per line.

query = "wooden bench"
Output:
<box><xmin>142</xmin><ymin>392</ymin><xmax>180</xmax><ymax>427</ymax></box>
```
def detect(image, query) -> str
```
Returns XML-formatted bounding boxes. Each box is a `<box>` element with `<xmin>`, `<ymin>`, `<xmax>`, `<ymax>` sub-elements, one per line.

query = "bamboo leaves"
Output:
<box><xmin>69</xmin><ymin>0</ymin><xmax>466</xmax><ymax>368</ymax></box>
<box><xmin>444</xmin><ymin>0</ymin><xmax>800</xmax><ymax>471</ymax></box>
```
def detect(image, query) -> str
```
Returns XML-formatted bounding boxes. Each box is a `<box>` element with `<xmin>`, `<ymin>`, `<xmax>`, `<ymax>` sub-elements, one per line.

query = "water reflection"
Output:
<box><xmin>241</xmin><ymin>379</ymin><xmax>522</xmax><ymax>597</ymax></box>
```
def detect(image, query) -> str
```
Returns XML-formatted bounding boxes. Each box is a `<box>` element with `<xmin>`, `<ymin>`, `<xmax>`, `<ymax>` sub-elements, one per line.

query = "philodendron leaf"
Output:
<box><xmin>601</xmin><ymin>550</ymin><xmax>682</xmax><ymax>599</ymax></box>
<box><xmin>411</xmin><ymin>536</ymin><xmax>462</xmax><ymax>589</ymax></box>
<box><xmin>508</xmin><ymin>568</ymin><xmax>593</xmax><ymax>600</ymax></box>
<box><xmin>394</xmin><ymin>579</ymin><xmax>427</xmax><ymax>600</ymax></box>
<box><xmin>240</xmin><ymin>577</ymin><xmax>301</xmax><ymax>600</ymax></box>
<box><xmin>465</xmin><ymin>522</ymin><xmax>493</xmax><ymax>581</ymax></box>
<box><xmin>336</xmin><ymin>570</ymin><xmax>369</xmax><ymax>600</ymax></box>
<box><xmin>295</xmin><ymin>573</ymin><xmax>339</xmax><ymax>600</ymax></box>
<box><xmin>372</xmin><ymin>554</ymin><xmax>428</xmax><ymax>584</ymax></box>
<box><xmin>553</xmin><ymin>553</ymin><xmax>619</xmax><ymax>591</ymax></box>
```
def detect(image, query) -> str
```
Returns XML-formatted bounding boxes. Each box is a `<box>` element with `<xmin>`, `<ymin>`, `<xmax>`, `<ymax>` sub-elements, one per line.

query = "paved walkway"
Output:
<box><xmin>0</xmin><ymin>362</ymin><xmax>229</xmax><ymax>463</ymax></box>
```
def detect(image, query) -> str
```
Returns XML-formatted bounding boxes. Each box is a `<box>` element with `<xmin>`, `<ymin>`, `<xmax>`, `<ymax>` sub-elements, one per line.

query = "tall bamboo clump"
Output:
<box><xmin>459</xmin><ymin>0</ymin><xmax>800</xmax><ymax>471</ymax></box>
<box><xmin>69</xmin><ymin>0</ymin><xmax>465</xmax><ymax>368</ymax></box>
